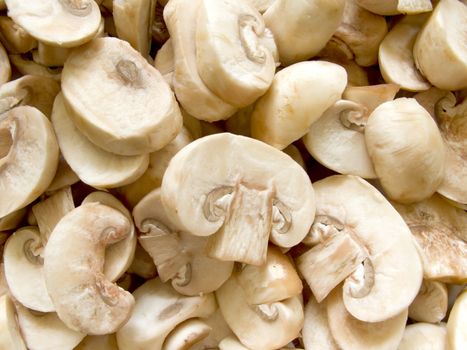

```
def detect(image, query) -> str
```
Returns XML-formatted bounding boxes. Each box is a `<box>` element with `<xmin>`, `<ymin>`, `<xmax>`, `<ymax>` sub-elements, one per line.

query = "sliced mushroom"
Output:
<box><xmin>0</xmin><ymin>294</ymin><xmax>26</xmax><ymax>349</ymax></box>
<box><xmin>44</xmin><ymin>203</ymin><xmax>135</xmax><ymax>334</ymax></box>
<box><xmin>283</xmin><ymin>145</ymin><xmax>305</xmax><ymax>170</ymax></box>
<box><xmin>75</xmin><ymin>334</ymin><xmax>119</xmax><ymax>350</ymax></box>
<box><xmin>154</xmin><ymin>38</ymin><xmax>174</xmax><ymax>88</ymax></box>
<box><xmin>126</xmin><ymin>242</ymin><xmax>157</xmax><ymax>279</ymax></box>
<box><xmin>216</xmin><ymin>274</ymin><xmax>304</xmax><ymax>350</ymax></box>
<box><xmin>398</xmin><ymin>323</ymin><xmax>447</xmax><ymax>350</ymax></box>
<box><xmin>245</xmin><ymin>0</ymin><xmax>276</xmax><ymax>13</ymax></box>
<box><xmin>0</xmin><ymin>208</ymin><xmax>25</xmax><ymax>231</ymax></box>
<box><xmin>413</xmin><ymin>0</ymin><xmax>467</xmax><ymax>90</ymax></box>
<box><xmin>302</xmin><ymin>296</ymin><xmax>339</xmax><ymax>350</ymax></box>
<box><xmin>133</xmin><ymin>188</ymin><xmax>234</xmax><ymax>296</ymax></box>
<box><xmin>409</xmin><ymin>280</ymin><xmax>448</xmax><ymax>323</ymax></box>
<box><xmin>5</xmin><ymin>0</ymin><xmax>102</xmax><ymax>48</ymax></box>
<box><xmin>32</xmin><ymin>42</ymin><xmax>70</xmax><ymax>67</ymax></box>
<box><xmin>447</xmin><ymin>289</ymin><xmax>467</xmax><ymax>350</ymax></box>
<box><xmin>219</xmin><ymin>336</ymin><xmax>250</xmax><ymax>350</ymax></box>
<box><xmin>0</xmin><ymin>106</ymin><xmax>59</xmax><ymax>218</ymax></box>
<box><xmin>251</xmin><ymin>61</ymin><xmax>347</xmax><ymax>150</ymax></box>
<box><xmin>355</xmin><ymin>0</ymin><xmax>432</xmax><ymax>15</ymax></box>
<box><xmin>61</xmin><ymin>37</ymin><xmax>182</xmax><ymax>156</ymax></box>
<box><xmin>0</xmin><ymin>16</ymin><xmax>37</xmax><ymax>54</ymax></box>
<box><xmin>343</xmin><ymin>83</ymin><xmax>400</xmax><ymax>113</ymax></box>
<box><xmin>163</xmin><ymin>318</ymin><xmax>211</xmax><ymax>350</ymax></box>
<box><xmin>45</xmin><ymin>156</ymin><xmax>79</xmax><ymax>193</ymax></box>
<box><xmin>116</xmin><ymin>278</ymin><xmax>216</xmax><ymax>350</ymax></box>
<box><xmin>0</xmin><ymin>41</ymin><xmax>10</xmax><ymax>85</ymax></box>
<box><xmin>51</xmin><ymin>93</ymin><xmax>149</xmax><ymax>188</ymax></box>
<box><xmin>161</xmin><ymin>133</ymin><xmax>315</xmax><ymax>265</ymax></box>
<box><xmin>190</xmin><ymin>308</ymin><xmax>235</xmax><ymax>350</ymax></box>
<box><xmin>263</xmin><ymin>0</ymin><xmax>344</xmax><ymax>65</ymax></box>
<box><xmin>8</xmin><ymin>54</ymin><xmax>61</xmax><ymax>81</ymax></box>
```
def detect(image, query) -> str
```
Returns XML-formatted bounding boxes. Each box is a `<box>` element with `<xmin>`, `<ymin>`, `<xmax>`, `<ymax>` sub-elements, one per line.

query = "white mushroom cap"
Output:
<box><xmin>397</xmin><ymin>323</ymin><xmax>447</xmax><ymax>350</ymax></box>
<box><xmin>408</xmin><ymin>280</ymin><xmax>448</xmax><ymax>323</ymax></box>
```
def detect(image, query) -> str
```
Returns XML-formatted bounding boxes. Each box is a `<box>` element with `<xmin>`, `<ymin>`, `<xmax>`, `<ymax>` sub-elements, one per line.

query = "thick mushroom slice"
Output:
<box><xmin>447</xmin><ymin>289</ymin><xmax>467</xmax><ymax>350</ymax></box>
<box><xmin>195</xmin><ymin>0</ymin><xmax>277</xmax><ymax>107</ymax></box>
<box><xmin>5</xmin><ymin>0</ymin><xmax>101</xmax><ymax>48</ymax></box>
<box><xmin>0</xmin><ymin>41</ymin><xmax>10</xmax><ymax>85</ymax></box>
<box><xmin>398</xmin><ymin>323</ymin><xmax>447</xmax><ymax>350</ymax></box>
<box><xmin>116</xmin><ymin>278</ymin><xmax>216</xmax><ymax>350</ymax></box>
<box><xmin>413</xmin><ymin>0</ymin><xmax>467</xmax><ymax>90</ymax></box>
<box><xmin>392</xmin><ymin>194</ymin><xmax>467</xmax><ymax>283</ymax></box>
<box><xmin>52</xmin><ymin>93</ymin><xmax>149</xmax><ymax>188</ymax></box>
<box><xmin>251</xmin><ymin>61</ymin><xmax>347</xmax><ymax>150</ymax></box>
<box><xmin>365</xmin><ymin>98</ymin><xmax>445</xmax><ymax>203</ymax></box>
<box><xmin>302</xmin><ymin>296</ymin><xmax>339</xmax><ymax>350</ymax></box>
<box><xmin>0</xmin><ymin>106</ymin><xmax>59</xmax><ymax>218</ymax></box>
<box><xmin>216</xmin><ymin>274</ymin><xmax>304</xmax><ymax>350</ymax></box>
<box><xmin>263</xmin><ymin>0</ymin><xmax>345</xmax><ymax>65</ymax></box>
<box><xmin>355</xmin><ymin>0</ymin><xmax>432</xmax><ymax>15</ymax></box>
<box><xmin>61</xmin><ymin>37</ymin><xmax>182</xmax><ymax>156</ymax></box>
<box><xmin>44</xmin><ymin>203</ymin><xmax>135</xmax><ymax>334</ymax></box>
<box><xmin>310</xmin><ymin>175</ymin><xmax>422</xmax><ymax>322</ymax></box>
<box><xmin>409</xmin><ymin>280</ymin><xmax>448</xmax><ymax>323</ymax></box>
<box><xmin>133</xmin><ymin>188</ymin><xmax>233</xmax><ymax>296</ymax></box>
<box><xmin>0</xmin><ymin>16</ymin><xmax>37</xmax><ymax>54</ymax></box>
<box><xmin>0</xmin><ymin>295</ymin><xmax>26</xmax><ymax>349</ymax></box>
<box><xmin>161</xmin><ymin>133</ymin><xmax>315</xmax><ymax>265</ymax></box>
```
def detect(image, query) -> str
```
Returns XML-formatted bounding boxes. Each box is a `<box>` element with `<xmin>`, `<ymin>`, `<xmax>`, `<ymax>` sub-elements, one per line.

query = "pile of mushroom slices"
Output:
<box><xmin>0</xmin><ymin>0</ymin><xmax>466</xmax><ymax>349</ymax></box>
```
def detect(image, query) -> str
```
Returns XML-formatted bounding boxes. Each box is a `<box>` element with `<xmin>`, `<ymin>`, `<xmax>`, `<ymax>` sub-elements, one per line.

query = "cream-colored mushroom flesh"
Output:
<box><xmin>447</xmin><ymin>290</ymin><xmax>467</xmax><ymax>350</ymax></box>
<box><xmin>397</xmin><ymin>323</ymin><xmax>447</xmax><ymax>350</ymax></box>
<box><xmin>61</xmin><ymin>37</ymin><xmax>182</xmax><ymax>156</ymax></box>
<box><xmin>0</xmin><ymin>16</ymin><xmax>37</xmax><ymax>54</ymax></box>
<box><xmin>8</xmin><ymin>54</ymin><xmax>62</xmax><ymax>81</ymax></box>
<box><xmin>365</xmin><ymin>98</ymin><xmax>445</xmax><ymax>203</ymax></box>
<box><xmin>5</xmin><ymin>0</ymin><xmax>102</xmax><ymax>47</ymax></box>
<box><xmin>75</xmin><ymin>334</ymin><xmax>119</xmax><ymax>350</ymax></box>
<box><xmin>312</xmin><ymin>175</ymin><xmax>422</xmax><ymax>322</ymax></box>
<box><xmin>251</xmin><ymin>61</ymin><xmax>347</xmax><ymax>150</ymax></box>
<box><xmin>408</xmin><ymin>280</ymin><xmax>448</xmax><ymax>323</ymax></box>
<box><xmin>413</xmin><ymin>0</ymin><xmax>467</xmax><ymax>90</ymax></box>
<box><xmin>302</xmin><ymin>296</ymin><xmax>339</xmax><ymax>350</ymax></box>
<box><xmin>163</xmin><ymin>318</ymin><xmax>211</xmax><ymax>350</ymax></box>
<box><xmin>161</xmin><ymin>133</ymin><xmax>315</xmax><ymax>265</ymax></box>
<box><xmin>356</xmin><ymin>0</ymin><xmax>432</xmax><ymax>15</ymax></box>
<box><xmin>393</xmin><ymin>194</ymin><xmax>467</xmax><ymax>283</ymax></box>
<box><xmin>44</xmin><ymin>203</ymin><xmax>135</xmax><ymax>334</ymax></box>
<box><xmin>0</xmin><ymin>106</ymin><xmax>59</xmax><ymax>218</ymax></box>
<box><xmin>0</xmin><ymin>294</ymin><xmax>26</xmax><ymax>350</ymax></box>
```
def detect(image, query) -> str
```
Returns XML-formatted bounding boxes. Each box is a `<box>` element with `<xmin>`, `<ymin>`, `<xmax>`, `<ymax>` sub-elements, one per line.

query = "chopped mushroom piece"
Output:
<box><xmin>355</xmin><ymin>0</ymin><xmax>432</xmax><ymax>15</ymax></box>
<box><xmin>0</xmin><ymin>294</ymin><xmax>26</xmax><ymax>349</ymax></box>
<box><xmin>302</xmin><ymin>296</ymin><xmax>339</xmax><ymax>350</ymax></box>
<box><xmin>397</xmin><ymin>323</ymin><xmax>447</xmax><ymax>350</ymax></box>
<box><xmin>0</xmin><ymin>16</ymin><xmax>37</xmax><ymax>54</ymax></box>
<box><xmin>45</xmin><ymin>156</ymin><xmax>79</xmax><ymax>193</ymax></box>
<box><xmin>408</xmin><ymin>280</ymin><xmax>448</xmax><ymax>323</ymax></box>
<box><xmin>447</xmin><ymin>289</ymin><xmax>467</xmax><ymax>350</ymax></box>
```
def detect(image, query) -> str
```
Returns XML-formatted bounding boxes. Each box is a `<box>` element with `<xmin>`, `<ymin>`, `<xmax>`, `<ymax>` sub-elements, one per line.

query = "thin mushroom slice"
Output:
<box><xmin>52</xmin><ymin>93</ymin><xmax>149</xmax><ymax>188</ymax></box>
<box><xmin>3</xmin><ymin>227</ymin><xmax>54</xmax><ymax>312</ymax></box>
<box><xmin>116</xmin><ymin>278</ymin><xmax>216</xmax><ymax>350</ymax></box>
<box><xmin>0</xmin><ymin>41</ymin><xmax>10</xmax><ymax>85</ymax></box>
<box><xmin>0</xmin><ymin>295</ymin><xmax>26</xmax><ymax>349</ymax></box>
<box><xmin>408</xmin><ymin>280</ymin><xmax>448</xmax><ymax>323</ymax></box>
<box><xmin>398</xmin><ymin>323</ymin><xmax>447</xmax><ymax>350</ymax></box>
<box><xmin>413</xmin><ymin>0</ymin><xmax>467</xmax><ymax>90</ymax></box>
<box><xmin>44</xmin><ymin>203</ymin><xmax>135</xmax><ymax>334</ymax></box>
<box><xmin>447</xmin><ymin>289</ymin><xmax>467</xmax><ymax>350</ymax></box>
<box><xmin>0</xmin><ymin>106</ymin><xmax>59</xmax><ymax>218</ymax></box>
<box><xmin>251</xmin><ymin>61</ymin><xmax>347</xmax><ymax>150</ymax></box>
<box><xmin>5</xmin><ymin>0</ymin><xmax>101</xmax><ymax>48</ymax></box>
<box><xmin>196</xmin><ymin>0</ymin><xmax>277</xmax><ymax>107</ymax></box>
<box><xmin>75</xmin><ymin>334</ymin><xmax>119</xmax><ymax>350</ymax></box>
<box><xmin>163</xmin><ymin>318</ymin><xmax>211</xmax><ymax>350</ymax></box>
<box><xmin>62</xmin><ymin>37</ymin><xmax>182</xmax><ymax>156</ymax></box>
<box><xmin>161</xmin><ymin>133</ymin><xmax>315</xmax><ymax>266</ymax></box>
<box><xmin>8</xmin><ymin>54</ymin><xmax>61</xmax><ymax>81</ymax></box>
<box><xmin>356</xmin><ymin>0</ymin><xmax>432</xmax><ymax>15</ymax></box>
<box><xmin>133</xmin><ymin>188</ymin><xmax>234</xmax><ymax>296</ymax></box>
<box><xmin>302</xmin><ymin>296</ymin><xmax>339</xmax><ymax>350</ymax></box>
<box><xmin>0</xmin><ymin>16</ymin><xmax>37</xmax><ymax>54</ymax></box>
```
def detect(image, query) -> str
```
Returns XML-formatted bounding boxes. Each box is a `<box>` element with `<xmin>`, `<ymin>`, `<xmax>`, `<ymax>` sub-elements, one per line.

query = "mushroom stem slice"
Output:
<box><xmin>163</xmin><ymin>318</ymin><xmax>211</xmax><ymax>350</ymax></box>
<box><xmin>408</xmin><ymin>280</ymin><xmax>448</xmax><ymax>323</ymax></box>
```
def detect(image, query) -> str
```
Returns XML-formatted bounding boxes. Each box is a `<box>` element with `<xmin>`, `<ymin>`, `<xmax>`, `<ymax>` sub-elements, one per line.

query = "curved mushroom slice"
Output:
<box><xmin>216</xmin><ymin>275</ymin><xmax>304</xmax><ymax>350</ymax></box>
<box><xmin>414</xmin><ymin>87</ymin><xmax>450</xmax><ymax>119</ymax></box>
<box><xmin>52</xmin><ymin>93</ymin><xmax>149</xmax><ymax>188</ymax></box>
<box><xmin>62</xmin><ymin>37</ymin><xmax>182</xmax><ymax>156</ymax></box>
<box><xmin>164</xmin><ymin>0</ymin><xmax>237</xmax><ymax>121</ymax></box>
<box><xmin>32</xmin><ymin>42</ymin><xmax>70</xmax><ymax>67</ymax></box>
<box><xmin>0</xmin><ymin>295</ymin><xmax>26</xmax><ymax>349</ymax></box>
<box><xmin>154</xmin><ymin>39</ymin><xmax>174</xmax><ymax>88</ymax></box>
<box><xmin>196</xmin><ymin>0</ymin><xmax>277</xmax><ymax>108</ymax></box>
<box><xmin>355</xmin><ymin>0</ymin><xmax>432</xmax><ymax>15</ymax></box>
<box><xmin>44</xmin><ymin>203</ymin><xmax>135</xmax><ymax>334</ymax></box>
<box><xmin>413</xmin><ymin>0</ymin><xmax>467</xmax><ymax>90</ymax></box>
<box><xmin>327</xmin><ymin>286</ymin><xmax>408</xmax><ymax>350</ymax></box>
<box><xmin>263</xmin><ymin>0</ymin><xmax>344</xmax><ymax>65</ymax></box>
<box><xmin>15</xmin><ymin>303</ymin><xmax>85</xmax><ymax>350</ymax></box>
<box><xmin>3</xmin><ymin>227</ymin><xmax>54</xmax><ymax>312</ymax></box>
<box><xmin>379</xmin><ymin>14</ymin><xmax>431</xmax><ymax>92</ymax></box>
<box><xmin>447</xmin><ymin>289</ymin><xmax>467</xmax><ymax>350</ymax></box>
<box><xmin>82</xmin><ymin>192</ymin><xmax>137</xmax><ymax>282</ymax></box>
<box><xmin>8</xmin><ymin>54</ymin><xmax>61</xmax><ymax>81</ymax></box>
<box><xmin>302</xmin><ymin>296</ymin><xmax>339</xmax><ymax>350</ymax></box>
<box><xmin>409</xmin><ymin>280</ymin><xmax>448</xmax><ymax>323</ymax></box>
<box><xmin>0</xmin><ymin>106</ymin><xmax>59</xmax><ymax>218</ymax></box>
<box><xmin>163</xmin><ymin>318</ymin><xmax>211</xmax><ymax>350</ymax></box>
<box><xmin>311</xmin><ymin>175</ymin><xmax>422</xmax><ymax>322</ymax></box>
<box><xmin>161</xmin><ymin>133</ymin><xmax>315</xmax><ymax>265</ymax></box>
<box><xmin>0</xmin><ymin>208</ymin><xmax>25</xmax><ymax>231</ymax></box>
<box><xmin>0</xmin><ymin>16</ymin><xmax>37</xmax><ymax>54</ymax></box>
<box><xmin>5</xmin><ymin>0</ymin><xmax>101</xmax><ymax>48</ymax></box>
<box><xmin>398</xmin><ymin>323</ymin><xmax>447</xmax><ymax>350</ymax></box>
<box><xmin>365</xmin><ymin>98</ymin><xmax>445</xmax><ymax>203</ymax></box>
<box><xmin>392</xmin><ymin>194</ymin><xmax>467</xmax><ymax>283</ymax></box>
<box><xmin>116</xmin><ymin>278</ymin><xmax>216</xmax><ymax>350</ymax></box>
<box><xmin>251</xmin><ymin>61</ymin><xmax>347</xmax><ymax>150</ymax></box>
<box><xmin>133</xmin><ymin>188</ymin><xmax>233</xmax><ymax>296</ymax></box>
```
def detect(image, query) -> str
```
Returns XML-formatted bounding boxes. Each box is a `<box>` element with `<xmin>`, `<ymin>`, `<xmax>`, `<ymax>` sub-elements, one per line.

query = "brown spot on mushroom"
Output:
<box><xmin>159</xmin><ymin>301</ymin><xmax>184</xmax><ymax>321</ymax></box>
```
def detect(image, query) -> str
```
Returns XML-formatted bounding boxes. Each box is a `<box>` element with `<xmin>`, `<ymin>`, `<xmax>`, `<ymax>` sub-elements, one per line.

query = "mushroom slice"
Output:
<box><xmin>15</xmin><ymin>303</ymin><xmax>85</xmax><ymax>350</ymax></box>
<box><xmin>216</xmin><ymin>274</ymin><xmax>304</xmax><ymax>350</ymax></box>
<box><xmin>447</xmin><ymin>289</ymin><xmax>467</xmax><ymax>350</ymax></box>
<box><xmin>3</xmin><ymin>227</ymin><xmax>54</xmax><ymax>312</ymax></box>
<box><xmin>365</xmin><ymin>98</ymin><xmax>445</xmax><ymax>203</ymax></box>
<box><xmin>378</xmin><ymin>14</ymin><xmax>431</xmax><ymax>91</ymax></box>
<box><xmin>46</xmin><ymin>156</ymin><xmax>79</xmax><ymax>193</ymax></box>
<box><xmin>263</xmin><ymin>0</ymin><xmax>345</xmax><ymax>65</ymax></box>
<box><xmin>44</xmin><ymin>203</ymin><xmax>135</xmax><ymax>334</ymax></box>
<box><xmin>126</xmin><ymin>243</ymin><xmax>157</xmax><ymax>279</ymax></box>
<box><xmin>398</xmin><ymin>323</ymin><xmax>447</xmax><ymax>350</ymax></box>
<box><xmin>343</xmin><ymin>83</ymin><xmax>400</xmax><ymax>112</ymax></box>
<box><xmin>8</xmin><ymin>54</ymin><xmax>61</xmax><ymax>81</ymax></box>
<box><xmin>75</xmin><ymin>334</ymin><xmax>118</xmax><ymax>350</ymax></box>
<box><xmin>154</xmin><ymin>39</ymin><xmax>174</xmax><ymax>88</ymax></box>
<box><xmin>392</xmin><ymin>194</ymin><xmax>467</xmax><ymax>283</ymax></box>
<box><xmin>355</xmin><ymin>0</ymin><xmax>432</xmax><ymax>15</ymax></box>
<box><xmin>409</xmin><ymin>280</ymin><xmax>448</xmax><ymax>323</ymax></box>
<box><xmin>62</xmin><ymin>37</ymin><xmax>182</xmax><ymax>156</ymax></box>
<box><xmin>161</xmin><ymin>133</ymin><xmax>315</xmax><ymax>265</ymax></box>
<box><xmin>237</xmin><ymin>245</ymin><xmax>302</xmax><ymax>305</ymax></box>
<box><xmin>327</xmin><ymin>286</ymin><xmax>408</xmax><ymax>350</ymax></box>
<box><xmin>5</xmin><ymin>0</ymin><xmax>101</xmax><ymax>48</ymax></box>
<box><xmin>251</xmin><ymin>61</ymin><xmax>347</xmax><ymax>150</ymax></box>
<box><xmin>163</xmin><ymin>318</ymin><xmax>211</xmax><ymax>350</ymax></box>
<box><xmin>0</xmin><ymin>16</ymin><xmax>37</xmax><ymax>54</ymax></box>
<box><xmin>195</xmin><ymin>0</ymin><xmax>277</xmax><ymax>107</ymax></box>
<box><xmin>245</xmin><ymin>0</ymin><xmax>275</xmax><ymax>13</ymax></box>
<box><xmin>283</xmin><ymin>145</ymin><xmax>305</xmax><ymax>170</ymax></box>
<box><xmin>0</xmin><ymin>106</ymin><xmax>59</xmax><ymax>218</ymax></box>
<box><xmin>302</xmin><ymin>296</ymin><xmax>339</xmax><ymax>350</ymax></box>
<box><xmin>413</xmin><ymin>0</ymin><xmax>467</xmax><ymax>90</ymax></box>
<box><xmin>116</xmin><ymin>278</ymin><xmax>216</xmax><ymax>350</ymax></box>
<box><xmin>190</xmin><ymin>308</ymin><xmax>235</xmax><ymax>350</ymax></box>
<box><xmin>32</xmin><ymin>42</ymin><xmax>70</xmax><ymax>67</ymax></box>
<box><xmin>164</xmin><ymin>0</ymin><xmax>237</xmax><ymax>121</ymax></box>
<box><xmin>219</xmin><ymin>336</ymin><xmax>250</xmax><ymax>350</ymax></box>
<box><xmin>0</xmin><ymin>208</ymin><xmax>25</xmax><ymax>231</ymax></box>
<box><xmin>0</xmin><ymin>295</ymin><xmax>26</xmax><ymax>349</ymax></box>
<box><xmin>313</xmin><ymin>175</ymin><xmax>422</xmax><ymax>322</ymax></box>
<box><xmin>0</xmin><ymin>41</ymin><xmax>9</xmax><ymax>85</ymax></box>
<box><xmin>133</xmin><ymin>188</ymin><xmax>234</xmax><ymax>296</ymax></box>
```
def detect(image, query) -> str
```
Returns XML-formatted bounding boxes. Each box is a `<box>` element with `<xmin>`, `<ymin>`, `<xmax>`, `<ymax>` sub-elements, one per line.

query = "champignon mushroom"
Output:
<box><xmin>0</xmin><ymin>294</ymin><xmax>26</xmax><ymax>349</ymax></box>
<box><xmin>302</xmin><ymin>296</ymin><xmax>339</xmax><ymax>350</ymax></box>
<box><xmin>447</xmin><ymin>289</ymin><xmax>467</xmax><ymax>350</ymax></box>
<box><xmin>355</xmin><ymin>0</ymin><xmax>432</xmax><ymax>15</ymax></box>
<box><xmin>397</xmin><ymin>323</ymin><xmax>447</xmax><ymax>350</ymax></box>
<box><xmin>0</xmin><ymin>16</ymin><xmax>37</xmax><ymax>54</ymax></box>
<box><xmin>0</xmin><ymin>41</ymin><xmax>9</xmax><ymax>85</ymax></box>
<box><xmin>161</xmin><ymin>133</ymin><xmax>315</xmax><ymax>265</ymax></box>
<box><xmin>408</xmin><ymin>280</ymin><xmax>448</xmax><ymax>323</ymax></box>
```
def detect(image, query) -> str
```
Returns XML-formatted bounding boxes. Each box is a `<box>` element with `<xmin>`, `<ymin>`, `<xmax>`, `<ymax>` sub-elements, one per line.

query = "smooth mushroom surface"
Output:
<box><xmin>397</xmin><ymin>323</ymin><xmax>447</xmax><ymax>350</ymax></box>
<box><xmin>408</xmin><ymin>280</ymin><xmax>448</xmax><ymax>323</ymax></box>
<box><xmin>302</xmin><ymin>296</ymin><xmax>339</xmax><ymax>350</ymax></box>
